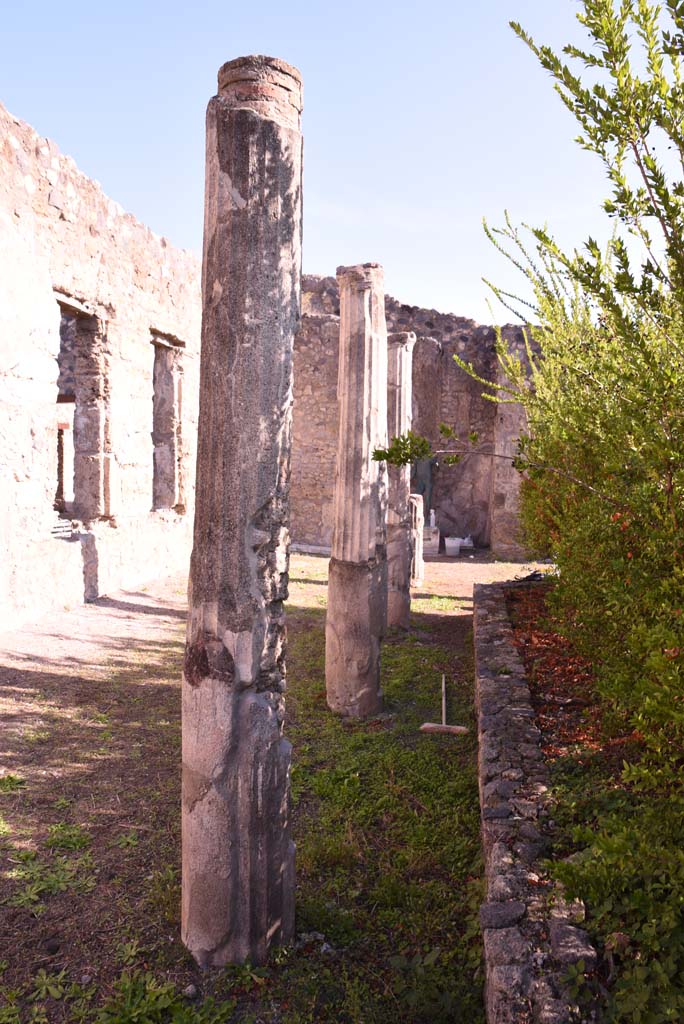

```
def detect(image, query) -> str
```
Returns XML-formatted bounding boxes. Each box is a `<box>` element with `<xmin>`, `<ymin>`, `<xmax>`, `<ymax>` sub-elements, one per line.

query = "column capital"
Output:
<box><xmin>388</xmin><ymin>330</ymin><xmax>417</xmax><ymax>352</ymax></box>
<box><xmin>336</xmin><ymin>263</ymin><xmax>384</xmax><ymax>290</ymax></box>
<box><xmin>217</xmin><ymin>55</ymin><xmax>303</xmax><ymax>129</ymax></box>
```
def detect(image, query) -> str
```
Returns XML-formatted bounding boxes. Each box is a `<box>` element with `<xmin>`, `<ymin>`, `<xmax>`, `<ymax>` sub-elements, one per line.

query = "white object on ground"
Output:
<box><xmin>420</xmin><ymin>672</ymin><xmax>468</xmax><ymax>736</ymax></box>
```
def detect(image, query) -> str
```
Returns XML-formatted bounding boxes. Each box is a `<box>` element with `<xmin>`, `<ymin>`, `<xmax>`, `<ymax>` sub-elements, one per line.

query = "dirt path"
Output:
<box><xmin>0</xmin><ymin>551</ymin><xmax>537</xmax><ymax>677</ymax></box>
<box><xmin>0</xmin><ymin>574</ymin><xmax>188</xmax><ymax>677</ymax></box>
<box><xmin>0</xmin><ymin>550</ymin><xmax>539</xmax><ymax>839</ymax></box>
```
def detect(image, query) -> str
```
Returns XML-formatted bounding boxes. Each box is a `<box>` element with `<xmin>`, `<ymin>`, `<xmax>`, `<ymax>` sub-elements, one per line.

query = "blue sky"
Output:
<box><xmin>1</xmin><ymin>0</ymin><xmax>608</xmax><ymax>323</ymax></box>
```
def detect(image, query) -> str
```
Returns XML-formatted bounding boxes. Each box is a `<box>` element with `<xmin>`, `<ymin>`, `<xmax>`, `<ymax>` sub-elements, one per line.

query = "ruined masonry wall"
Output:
<box><xmin>0</xmin><ymin>98</ymin><xmax>529</xmax><ymax>632</ymax></box>
<box><xmin>0</xmin><ymin>102</ymin><xmax>201</xmax><ymax>630</ymax></box>
<box><xmin>293</xmin><ymin>276</ymin><xmax>529</xmax><ymax>557</ymax></box>
<box><xmin>291</xmin><ymin>315</ymin><xmax>340</xmax><ymax>551</ymax></box>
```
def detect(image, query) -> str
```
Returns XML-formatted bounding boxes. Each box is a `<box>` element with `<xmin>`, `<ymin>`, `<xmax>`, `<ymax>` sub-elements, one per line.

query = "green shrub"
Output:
<box><xmin>490</xmin><ymin>4</ymin><xmax>684</xmax><ymax>1020</ymax></box>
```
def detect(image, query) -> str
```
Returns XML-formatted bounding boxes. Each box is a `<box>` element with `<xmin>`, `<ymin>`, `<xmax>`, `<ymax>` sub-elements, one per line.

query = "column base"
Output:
<box><xmin>325</xmin><ymin>556</ymin><xmax>386</xmax><ymax>718</ymax></box>
<box><xmin>182</xmin><ymin>681</ymin><xmax>295</xmax><ymax>966</ymax></box>
<box><xmin>387</xmin><ymin>521</ymin><xmax>412</xmax><ymax>630</ymax></box>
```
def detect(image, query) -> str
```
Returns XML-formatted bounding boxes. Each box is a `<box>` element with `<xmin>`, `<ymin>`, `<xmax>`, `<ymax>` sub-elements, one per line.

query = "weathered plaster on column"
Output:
<box><xmin>325</xmin><ymin>263</ymin><xmax>388</xmax><ymax>718</ymax></box>
<box><xmin>182</xmin><ymin>55</ymin><xmax>302</xmax><ymax>967</ymax></box>
<box><xmin>386</xmin><ymin>331</ymin><xmax>416</xmax><ymax>629</ymax></box>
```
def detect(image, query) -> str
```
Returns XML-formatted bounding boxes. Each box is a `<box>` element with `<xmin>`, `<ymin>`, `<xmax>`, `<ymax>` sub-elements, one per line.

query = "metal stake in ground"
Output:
<box><xmin>420</xmin><ymin>673</ymin><xmax>468</xmax><ymax>736</ymax></box>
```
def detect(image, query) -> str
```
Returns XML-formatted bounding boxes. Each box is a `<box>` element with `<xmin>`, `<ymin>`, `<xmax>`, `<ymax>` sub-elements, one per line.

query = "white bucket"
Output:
<box><xmin>444</xmin><ymin>537</ymin><xmax>461</xmax><ymax>557</ymax></box>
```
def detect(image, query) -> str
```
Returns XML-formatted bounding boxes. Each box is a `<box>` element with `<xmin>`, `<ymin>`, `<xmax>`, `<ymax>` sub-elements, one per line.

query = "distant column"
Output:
<box><xmin>409</xmin><ymin>494</ymin><xmax>425</xmax><ymax>586</ymax></box>
<box><xmin>181</xmin><ymin>55</ymin><xmax>303</xmax><ymax>967</ymax></box>
<box><xmin>325</xmin><ymin>263</ymin><xmax>388</xmax><ymax>718</ymax></box>
<box><xmin>489</xmin><ymin>327</ymin><xmax>530</xmax><ymax>560</ymax></box>
<box><xmin>386</xmin><ymin>331</ymin><xmax>416</xmax><ymax>629</ymax></box>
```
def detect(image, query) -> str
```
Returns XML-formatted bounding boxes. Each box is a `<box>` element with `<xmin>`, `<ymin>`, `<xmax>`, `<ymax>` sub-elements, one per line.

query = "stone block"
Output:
<box><xmin>480</xmin><ymin>900</ymin><xmax>526</xmax><ymax>929</ymax></box>
<box><xmin>549</xmin><ymin>920</ymin><xmax>597</xmax><ymax>968</ymax></box>
<box><xmin>483</xmin><ymin>926</ymin><xmax>529</xmax><ymax>965</ymax></box>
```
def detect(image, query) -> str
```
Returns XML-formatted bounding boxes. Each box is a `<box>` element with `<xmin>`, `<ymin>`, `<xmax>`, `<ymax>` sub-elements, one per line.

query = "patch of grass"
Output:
<box><xmin>115</xmin><ymin>939</ymin><xmax>142</xmax><ymax>967</ymax></box>
<box><xmin>0</xmin><ymin>557</ymin><xmax>484</xmax><ymax>1022</ymax></box>
<box><xmin>296</xmin><ymin>897</ymin><xmax>359</xmax><ymax>947</ymax></box>
<box><xmin>411</xmin><ymin>595</ymin><xmax>466</xmax><ymax>613</ymax></box>
<box><xmin>22</xmin><ymin>729</ymin><xmax>50</xmax><ymax>745</ymax></box>
<box><xmin>147</xmin><ymin>866</ymin><xmax>179</xmax><ymax>925</ymax></box>
<box><xmin>389</xmin><ymin>948</ymin><xmax>462</xmax><ymax>1017</ymax></box>
<box><xmin>46</xmin><ymin>822</ymin><xmax>90</xmax><ymax>851</ymax></box>
<box><xmin>111</xmin><ymin>831</ymin><xmax>138</xmax><ymax>849</ymax></box>
<box><xmin>0</xmin><ymin>776</ymin><xmax>25</xmax><ymax>795</ymax></box>
<box><xmin>4</xmin><ymin>849</ymin><xmax>95</xmax><ymax>913</ymax></box>
<box><xmin>95</xmin><ymin>972</ymin><xmax>235</xmax><ymax>1023</ymax></box>
<box><xmin>31</xmin><ymin>968</ymin><xmax>67</xmax><ymax>1002</ymax></box>
<box><xmin>278</xmin><ymin>609</ymin><xmax>485</xmax><ymax>1022</ymax></box>
<box><xmin>0</xmin><ymin>1002</ymin><xmax>21</xmax><ymax>1024</ymax></box>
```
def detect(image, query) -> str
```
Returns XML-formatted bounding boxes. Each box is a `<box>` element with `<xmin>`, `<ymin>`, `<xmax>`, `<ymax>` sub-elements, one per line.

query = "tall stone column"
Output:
<box><xmin>325</xmin><ymin>263</ymin><xmax>388</xmax><ymax>718</ymax></box>
<box><xmin>386</xmin><ymin>331</ymin><xmax>416</xmax><ymax>629</ymax></box>
<box><xmin>182</xmin><ymin>55</ymin><xmax>302</xmax><ymax>968</ymax></box>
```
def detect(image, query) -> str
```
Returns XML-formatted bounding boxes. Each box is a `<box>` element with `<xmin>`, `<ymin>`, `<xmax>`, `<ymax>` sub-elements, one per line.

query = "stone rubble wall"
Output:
<box><xmin>473</xmin><ymin>581</ymin><xmax>597</xmax><ymax>1024</ymax></box>
<box><xmin>294</xmin><ymin>275</ymin><xmax>530</xmax><ymax>557</ymax></box>
<box><xmin>0</xmin><ymin>101</ymin><xmax>201</xmax><ymax>630</ymax></box>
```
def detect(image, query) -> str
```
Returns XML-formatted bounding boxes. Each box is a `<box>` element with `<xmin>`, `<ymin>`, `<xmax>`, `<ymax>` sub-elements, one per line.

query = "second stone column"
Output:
<box><xmin>386</xmin><ymin>331</ymin><xmax>416</xmax><ymax>629</ymax></box>
<box><xmin>325</xmin><ymin>263</ymin><xmax>388</xmax><ymax>718</ymax></box>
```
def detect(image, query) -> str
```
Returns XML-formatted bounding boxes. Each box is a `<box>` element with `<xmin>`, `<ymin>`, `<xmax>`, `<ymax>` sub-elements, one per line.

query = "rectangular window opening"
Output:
<box><xmin>56</xmin><ymin>300</ymin><xmax>109</xmax><ymax>522</ymax></box>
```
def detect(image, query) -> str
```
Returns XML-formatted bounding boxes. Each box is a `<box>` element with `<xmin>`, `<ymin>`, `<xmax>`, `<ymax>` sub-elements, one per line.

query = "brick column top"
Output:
<box><xmin>218</xmin><ymin>55</ymin><xmax>303</xmax><ymax>129</ymax></box>
<box><xmin>336</xmin><ymin>262</ymin><xmax>383</xmax><ymax>286</ymax></box>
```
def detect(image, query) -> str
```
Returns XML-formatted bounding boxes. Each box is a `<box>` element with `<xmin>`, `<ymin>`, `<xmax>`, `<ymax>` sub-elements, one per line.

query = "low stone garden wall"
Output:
<box><xmin>473</xmin><ymin>581</ymin><xmax>597</xmax><ymax>1024</ymax></box>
